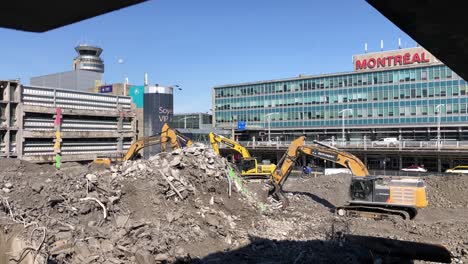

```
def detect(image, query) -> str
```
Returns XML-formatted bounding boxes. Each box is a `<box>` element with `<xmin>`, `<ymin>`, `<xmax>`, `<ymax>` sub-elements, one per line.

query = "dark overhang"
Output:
<box><xmin>0</xmin><ymin>0</ymin><xmax>147</xmax><ymax>32</ymax></box>
<box><xmin>366</xmin><ymin>0</ymin><xmax>468</xmax><ymax>81</ymax></box>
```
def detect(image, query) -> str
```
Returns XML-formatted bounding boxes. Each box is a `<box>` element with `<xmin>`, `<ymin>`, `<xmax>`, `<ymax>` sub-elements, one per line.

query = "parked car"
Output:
<box><xmin>373</xmin><ymin>137</ymin><xmax>399</xmax><ymax>147</ymax></box>
<box><xmin>445</xmin><ymin>165</ymin><xmax>468</xmax><ymax>174</ymax></box>
<box><xmin>401</xmin><ymin>165</ymin><xmax>427</xmax><ymax>172</ymax></box>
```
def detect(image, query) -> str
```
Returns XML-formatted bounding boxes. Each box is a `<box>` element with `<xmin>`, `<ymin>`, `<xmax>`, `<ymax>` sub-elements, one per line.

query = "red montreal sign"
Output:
<box><xmin>355</xmin><ymin>52</ymin><xmax>430</xmax><ymax>70</ymax></box>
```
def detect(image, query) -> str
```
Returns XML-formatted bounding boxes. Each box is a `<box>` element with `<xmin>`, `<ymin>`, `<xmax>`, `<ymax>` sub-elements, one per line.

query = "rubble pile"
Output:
<box><xmin>423</xmin><ymin>174</ymin><xmax>468</xmax><ymax>208</ymax></box>
<box><xmin>0</xmin><ymin>144</ymin><xmax>256</xmax><ymax>263</ymax></box>
<box><xmin>0</xmin><ymin>155</ymin><xmax>467</xmax><ymax>263</ymax></box>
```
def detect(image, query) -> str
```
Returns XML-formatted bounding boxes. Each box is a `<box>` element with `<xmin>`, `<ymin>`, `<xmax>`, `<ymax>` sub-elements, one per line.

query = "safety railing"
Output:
<box><xmin>237</xmin><ymin>140</ymin><xmax>468</xmax><ymax>151</ymax></box>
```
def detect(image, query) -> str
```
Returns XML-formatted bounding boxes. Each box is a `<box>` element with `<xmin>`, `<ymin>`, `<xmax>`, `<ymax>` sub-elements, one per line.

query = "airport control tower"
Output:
<box><xmin>73</xmin><ymin>44</ymin><xmax>105</xmax><ymax>73</ymax></box>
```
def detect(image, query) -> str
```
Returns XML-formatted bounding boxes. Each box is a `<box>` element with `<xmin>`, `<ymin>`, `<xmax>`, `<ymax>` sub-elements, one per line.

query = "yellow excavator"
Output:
<box><xmin>269</xmin><ymin>136</ymin><xmax>428</xmax><ymax>220</ymax></box>
<box><xmin>209</xmin><ymin>132</ymin><xmax>276</xmax><ymax>178</ymax></box>
<box><xmin>94</xmin><ymin>123</ymin><xmax>193</xmax><ymax>166</ymax></box>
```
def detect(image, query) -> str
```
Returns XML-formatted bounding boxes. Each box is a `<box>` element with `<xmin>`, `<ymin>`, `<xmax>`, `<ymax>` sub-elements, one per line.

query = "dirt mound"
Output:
<box><xmin>0</xmin><ymin>144</ymin><xmax>256</xmax><ymax>263</ymax></box>
<box><xmin>423</xmin><ymin>175</ymin><xmax>468</xmax><ymax>208</ymax></box>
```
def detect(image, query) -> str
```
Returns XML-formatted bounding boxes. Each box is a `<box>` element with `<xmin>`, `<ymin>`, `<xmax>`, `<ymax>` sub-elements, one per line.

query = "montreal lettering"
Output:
<box><xmin>356</xmin><ymin>52</ymin><xmax>430</xmax><ymax>70</ymax></box>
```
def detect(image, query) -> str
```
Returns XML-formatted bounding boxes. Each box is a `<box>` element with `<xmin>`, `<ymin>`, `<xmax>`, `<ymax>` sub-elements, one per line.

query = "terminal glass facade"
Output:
<box><xmin>214</xmin><ymin>65</ymin><xmax>467</xmax><ymax>129</ymax></box>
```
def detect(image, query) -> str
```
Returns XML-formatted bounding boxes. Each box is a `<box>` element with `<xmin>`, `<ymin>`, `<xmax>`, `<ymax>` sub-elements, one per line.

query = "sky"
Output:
<box><xmin>0</xmin><ymin>0</ymin><xmax>417</xmax><ymax>113</ymax></box>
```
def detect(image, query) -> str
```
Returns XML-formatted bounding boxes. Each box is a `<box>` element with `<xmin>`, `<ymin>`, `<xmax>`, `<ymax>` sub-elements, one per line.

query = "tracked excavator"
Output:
<box><xmin>269</xmin><ymin>136</ymin><xmax>428</xmax><ymax>220</ymax></box>
<box><xmin>209</xmin><ymin>132</ymin><xmax>276</xmax><ymax>178</ymax></box>
<box><xmin>94</xmin><ymin>123</ymin><xmax>193</xmax><ymax>166</ymax></box>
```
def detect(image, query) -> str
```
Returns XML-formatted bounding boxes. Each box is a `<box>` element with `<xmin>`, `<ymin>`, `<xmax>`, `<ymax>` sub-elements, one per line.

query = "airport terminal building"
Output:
<box><xmin>213</xmin><ymin>47</ymin><xmax>468</xmax><ymax>142</ymax></box>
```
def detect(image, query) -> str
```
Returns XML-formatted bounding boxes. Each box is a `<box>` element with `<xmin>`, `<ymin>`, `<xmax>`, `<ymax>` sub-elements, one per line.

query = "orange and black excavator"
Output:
<box><xmin>269</xmin><ymin>136</ymin><xmax>428</xmax><ymax>220</ymax></box>
<box><xmin>94</xmin><ymin>123</ymin><xmax>193</xmax><ymax>166</ymax></box>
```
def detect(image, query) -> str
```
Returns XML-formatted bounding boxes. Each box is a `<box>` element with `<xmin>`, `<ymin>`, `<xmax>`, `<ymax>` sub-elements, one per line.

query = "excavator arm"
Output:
<box><xmin>123</xmin><ymin>135</ymin><xmax>169</xmax><ymax>161</ymax></box>
<box><xmin>269</xmin><ymin>136</ymin><xmax>369</xmax><ymax>206</ymax></box>
<box><xmin>299</xmin><ymin>141</ymin><xmax>369</xmax><ymax>177</ymax></box>
<box><xmin>208</xmin><ymin>132</ymin><xmax>251</xmax><ymax>158</ymax></box>
<box><xmin>271</xmin><ymin>137</ymin><xmax>368</xmax><ymax>186</ymax></box>
<box><xmin>94</xmin><ymin>123</ymin><xmax>191</xmax><ymax>165</ymax></box>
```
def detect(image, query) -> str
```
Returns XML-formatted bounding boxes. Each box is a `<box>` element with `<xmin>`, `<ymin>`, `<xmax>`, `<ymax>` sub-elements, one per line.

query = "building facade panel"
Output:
<box><xmin>213</xmin><ymin>48</ymin><xmax>468</xmax><ymax>141</ymax></box>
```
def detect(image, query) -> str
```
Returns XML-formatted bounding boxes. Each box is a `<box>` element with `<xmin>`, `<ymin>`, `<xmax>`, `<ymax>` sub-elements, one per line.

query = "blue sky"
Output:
<box><xmin>0</xmin><ymin>0</ymin><xmax>416</xmax><ymax>113</ymax></box>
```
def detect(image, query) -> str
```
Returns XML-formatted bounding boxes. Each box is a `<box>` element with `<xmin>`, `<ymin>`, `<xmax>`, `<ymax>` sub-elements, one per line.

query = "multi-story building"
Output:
<box><xmin>213</xmin><ymin>47</ymin><xmax>468</xmax><ymax>142</ymax></box>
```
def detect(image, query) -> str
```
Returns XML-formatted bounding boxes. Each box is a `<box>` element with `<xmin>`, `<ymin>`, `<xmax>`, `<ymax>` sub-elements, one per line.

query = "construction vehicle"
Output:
<box><xmin>269</xmin><ymin>136</ymin><xmax>428</xmax><ymax>220</ymax></box>
<box><xmin>209</xmin><ymin>132</ymin><xmax>276</xmax><ymax>178</ymax></box>
<box><xmin>94</xmin><ymin>123</ymin><xmax>193</xmax><ymax>166</ymax></box>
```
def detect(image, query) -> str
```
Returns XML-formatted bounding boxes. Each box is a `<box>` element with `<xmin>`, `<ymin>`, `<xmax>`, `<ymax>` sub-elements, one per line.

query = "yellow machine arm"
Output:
<box><xmin>123</xmin><ymin>135</ymin><xmax>169</xmax><ymax>161</ymax></box>
<box><xmin>270</xmin><ymin>136</ymin><xmax>306</xmax><ymax>185</ymax></box>
<box><xmin>299</xmin><ymin>140</ymin><xmax>369</xmax><ymax>177</ymax></box>
<box><xmin>208</xmin><ymin>132</ymin><xmax>251</xmax><ymax>158</ymax></box>
<box><xmin>270</xmin><ymin>137</ymin><xmax>369</xmax><ymax>193</ymax></box>
<box><xmin>160</xmin><ymin>123</ymin><xmax>193</xmax><ymax>152</ymax></box>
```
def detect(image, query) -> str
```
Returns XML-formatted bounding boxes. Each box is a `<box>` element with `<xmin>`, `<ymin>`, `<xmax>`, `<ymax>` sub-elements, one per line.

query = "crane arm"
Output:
<box><xmin>208</xmin><ymin>132</ymin><xmax>251</xmax><ymax>158</ymax></box>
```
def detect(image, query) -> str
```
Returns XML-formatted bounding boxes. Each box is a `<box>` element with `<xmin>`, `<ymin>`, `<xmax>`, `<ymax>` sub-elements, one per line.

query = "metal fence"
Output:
<box><xmin>237</xmin><ymin>140</ymin><xmax>468</xmax><ymax>151</ymax></box>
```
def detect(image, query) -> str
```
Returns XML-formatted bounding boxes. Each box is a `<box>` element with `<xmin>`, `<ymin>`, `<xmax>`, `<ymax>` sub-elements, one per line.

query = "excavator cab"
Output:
<box><xmin>239</xmin><ymin>158</ymin><xmax>258</xmax><ymax>173</ymax></box>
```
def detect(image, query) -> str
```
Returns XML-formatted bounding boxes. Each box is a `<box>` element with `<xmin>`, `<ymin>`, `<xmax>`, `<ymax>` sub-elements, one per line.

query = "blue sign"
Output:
<box><xmin>99</xmin><ymin>85</ymin><xmax>113</xmax><ymax>93</ymax></box>
<box><xmin>237</xmin><ymin>121</ymin><xmax>246</xmax><ymax>130</ymax></box>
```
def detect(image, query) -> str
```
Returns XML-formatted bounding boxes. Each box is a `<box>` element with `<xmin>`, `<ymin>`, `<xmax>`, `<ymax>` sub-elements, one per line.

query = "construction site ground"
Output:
<box><xmin>0</xmin><ymin>145</ymin><xmax>467</xmax><ymax>263</ymax></box>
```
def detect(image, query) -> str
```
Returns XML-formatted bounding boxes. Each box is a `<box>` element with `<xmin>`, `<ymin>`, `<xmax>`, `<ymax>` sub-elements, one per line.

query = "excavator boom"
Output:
<box><xmin>95</xmin><ymin>123</ymin><xmax>192</xmax><ymax>165</ymax></box>
<box><xmin>209</xmin><ymin>132</ymin><xmax>251</xmax><ymax>158</ymax></box>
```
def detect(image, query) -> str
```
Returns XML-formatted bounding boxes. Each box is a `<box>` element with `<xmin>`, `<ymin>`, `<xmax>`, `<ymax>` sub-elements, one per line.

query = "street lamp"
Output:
<box><xmin>338</xmin><ymin>108</ymin><xmax>353</xmax><ymax>144</ymax></box>
<box><xmin>179</xmin><ymin>116</ymin><xmax>197</xmax><ymax>129</ymax></box>
<box><xmin>118</xmin><ymin>58</ymin><xmax>127</xmax><ymax>96</ymax></box>
<box><xmin>436</xmin><ymin>104</ymin><xmax>444</xmax><ymax>150</ymax></box>
<box><xmin>265</xmin><ymin>112</ymin><xmax>279</xmax><ymax>145</ymax></box>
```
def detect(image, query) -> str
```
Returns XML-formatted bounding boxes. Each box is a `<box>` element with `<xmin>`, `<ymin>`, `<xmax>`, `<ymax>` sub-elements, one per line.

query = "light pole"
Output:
<box><xmin>265</xmin><ymin>112</ymin><xmax>279</xmax><ymax>145</ymax></box>
<box><xmin>118</xmin><ymin>58</ymin><xmax>127</xmax><ymax>95</ymax></box>
<box><xmin>181</xmin><ymin>116</ymin><xmax>197</xmax><ymax>129</ymax></box>
<box><xmin>338</xmin><ymin>108</ymin><xmax>353</xmax><ymax>144</ymax></box>
<box><xmin>436</xmin><ymin>104</ymin><xmax>444</xmax><ymax>150</ymax></box>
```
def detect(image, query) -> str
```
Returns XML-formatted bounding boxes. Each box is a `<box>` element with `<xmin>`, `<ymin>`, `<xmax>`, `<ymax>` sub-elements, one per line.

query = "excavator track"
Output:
<box><xmin>336</xmin><ymin>204</ymin><xmax>417</xmax><ymax>220</ymax></box>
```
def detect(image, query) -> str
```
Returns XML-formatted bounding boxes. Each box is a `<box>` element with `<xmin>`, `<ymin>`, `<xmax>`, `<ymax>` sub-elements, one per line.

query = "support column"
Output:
<box><xmin>364</xmin><ymin>155</ymin><xmax>368</xmax><ymax>167</ymax></box>
<box><xmin>16</xmin><ymin>104</ymin><xmax>24</xmax><ymax>159</ymax></box>
<box><xmin>399</xmin><ymin>155</ymin><xmax>403</xmax><ymax>170</ymax></box>
<box><xmin>437</xmin><ymin>156</ymin><xmax>441</xmax><ymax>173</ymax></box>
<box><xmin>53</xmin><ymin>108</ymin><xmax>62</xmax><ymax>170</ymax></box>
<box><xmin>117</xmin><ymin>109</ymin><xmax>123</xmax><ymax>153</ymax></box>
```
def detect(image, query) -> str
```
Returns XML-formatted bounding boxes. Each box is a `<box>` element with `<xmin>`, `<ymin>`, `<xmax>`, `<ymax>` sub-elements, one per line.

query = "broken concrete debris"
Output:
<box><xmin>0</xmin><ymin>145</ymin><xmax>466</xmax><ymax>263</ymax></box>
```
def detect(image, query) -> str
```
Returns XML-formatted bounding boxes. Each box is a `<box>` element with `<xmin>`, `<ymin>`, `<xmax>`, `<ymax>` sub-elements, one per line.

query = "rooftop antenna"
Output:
<box><xmin>364</xmin><ymin>42</ymin><xmax>368</xmax><ymax>53</ymax></box>
<box><xmin>398</xmin><ymin>38</ymin><xmax>401</xmax><ymax>49</ymax></box>
<box><xmin>380</xmin><ymin>40</ymin><xmax>384</xmax><ymax>51</ymax></box>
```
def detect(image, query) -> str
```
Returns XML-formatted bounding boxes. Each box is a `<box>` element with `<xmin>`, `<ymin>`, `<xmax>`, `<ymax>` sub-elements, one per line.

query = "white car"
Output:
<box><xmin>445</xmin><ymin>166</ymin><xmax>468</xmax><ymax>174</ymax></box>
<box><xmin>401</xmin><ymin>165</ymin><xmax>427</xmax><ymax>172</ymax></box>
<box><xmin>373</xmin><ymin>137</ymin><xmax>399</xmax><ymax>147</ymax></box>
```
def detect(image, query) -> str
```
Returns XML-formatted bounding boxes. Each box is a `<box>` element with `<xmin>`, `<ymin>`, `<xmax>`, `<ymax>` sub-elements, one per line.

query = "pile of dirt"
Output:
<box><xmin>0</xmin><ymin>144</ymin><xmax>256</xmax><ymax>263</ymax></box>
<box><xmin>1</xmin><ymin>153</ymin><xmax>467</xmax><ymax>264</ymax></box>
<box><xmin>423</xmin><ymin>175</ymin><xmax>468</xmax><ymax>208</ymax></box>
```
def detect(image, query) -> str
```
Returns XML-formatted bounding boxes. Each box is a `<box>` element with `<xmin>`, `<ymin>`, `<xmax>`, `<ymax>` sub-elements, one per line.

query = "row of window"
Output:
<box><xmin>214</xmin><ymin>65</ymin><xmax>457</xmax><ymax>98</ymax></box>
<box><xmin>215</xmin><ymin>102</ymin><xmax>468</xmax><ymax>125</ymax></box>
<box><xmin>218</xmin><ymin>116</ymin><xmax>468</xmax><ymax>128</ymax></box>
<box><xmin>215</xmin><ymin>82</ymin><xmax>467</xmax><ymax>111</ymax></box>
